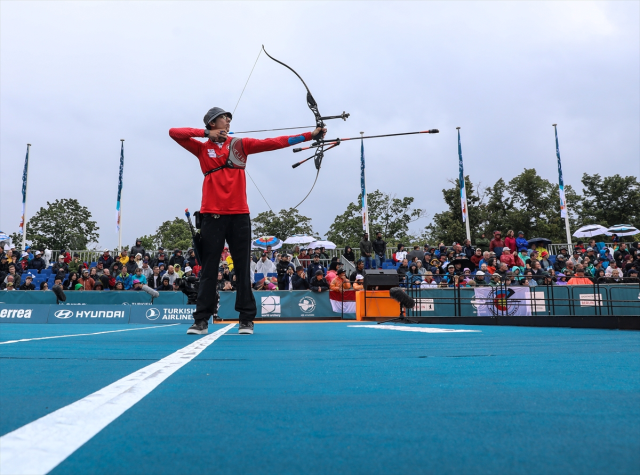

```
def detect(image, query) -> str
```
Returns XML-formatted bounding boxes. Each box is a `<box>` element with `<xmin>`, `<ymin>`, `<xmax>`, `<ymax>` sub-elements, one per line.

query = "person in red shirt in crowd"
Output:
<box><xmin>170</xmin><ymin>107</ymin><xmax>325</xmax><ymax>335</ymax></box>
<box><xmin>489</xmin><ymin>231</ymin><xmax>505</xmax><ymax>252</ymax></box>
<box><xmin>504</xmin><ymin>230</ymin><xmax>517</xmax><ymax>254</ymax></box>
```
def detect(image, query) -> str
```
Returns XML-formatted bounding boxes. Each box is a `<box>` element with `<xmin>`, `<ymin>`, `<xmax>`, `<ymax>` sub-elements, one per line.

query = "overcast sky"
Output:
<box><xmin>1</xmin><ymin>1</ymin><xmax>638</xmax><ymax>248</ymax></box>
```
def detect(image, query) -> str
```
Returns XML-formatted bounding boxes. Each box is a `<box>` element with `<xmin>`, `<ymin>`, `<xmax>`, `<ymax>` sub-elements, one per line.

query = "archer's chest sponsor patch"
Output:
<box><xmin>207</xmin><ymin>149</ymin><xmax>218</xmax><ymax>158</ymax></box>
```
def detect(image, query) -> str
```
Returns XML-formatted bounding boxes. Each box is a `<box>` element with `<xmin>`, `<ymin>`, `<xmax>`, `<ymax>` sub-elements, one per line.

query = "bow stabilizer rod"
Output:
<box><xmin>293</xmin><ymin>129</ymin><xmax>440</xmax><ymax>153</ymax></box>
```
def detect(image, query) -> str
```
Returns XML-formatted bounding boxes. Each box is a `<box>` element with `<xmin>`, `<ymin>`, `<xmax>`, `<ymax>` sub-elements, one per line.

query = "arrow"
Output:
<box><xmin>292</xmin><ymin>129</ymin><xmax>440</xmax><ymax>153</ymax></box>
<box><xmin>290</xmin><ymin>129</ymin><xmax>439</xmax><ymax>168</ymax></box>
<box><xmin>229</xmin><ymin>125</ymin><xmax>315</xmax><ymax>134</ymax></box>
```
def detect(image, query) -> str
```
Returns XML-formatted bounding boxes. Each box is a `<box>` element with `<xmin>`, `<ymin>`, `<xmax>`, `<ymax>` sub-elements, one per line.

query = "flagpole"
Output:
<box><xmin>117</xmin><ymin>139</ymin><xmax>125</xmax><ymax>251</ymax></box>
<box><xmin>20</xmin><ymin>144</ymin><xmax>31</xmax><ymax>250</ymax></box>
<box><xmin>360</xmin><ymin>132</ymin><xmax>369</xmax><ymax>236</ymax></box>
<box><xmin>456</xmin><ymin>128</ymin><xmax>471</xmax><ymax>243</ymax></box>
<box><xmin>553</xmin><ymin>125</ymin><xmax>572</xmax><ymax>248</ymax></box>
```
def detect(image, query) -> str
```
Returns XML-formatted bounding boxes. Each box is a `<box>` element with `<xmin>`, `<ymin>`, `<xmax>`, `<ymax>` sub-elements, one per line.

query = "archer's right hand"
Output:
<box><xmin>207</xmin><ymin>129</ymin><xmax>228</xmax><ymax>142</ymax></box>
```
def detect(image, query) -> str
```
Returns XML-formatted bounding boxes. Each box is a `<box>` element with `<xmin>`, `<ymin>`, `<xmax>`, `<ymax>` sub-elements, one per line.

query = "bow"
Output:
<box><xmin>262</xmin><ymin>45</ymin><xmax>349</xmax><ymax>208</ymax></box>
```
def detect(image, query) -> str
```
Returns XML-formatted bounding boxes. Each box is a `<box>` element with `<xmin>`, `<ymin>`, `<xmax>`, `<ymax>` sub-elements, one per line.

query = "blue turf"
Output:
<box><xmin>2</xmin><ymin>323</ymin><xmax>639</xmax><ymax>474</ymax></box>
<box><xmin>0</xmin><ymin>324</ymin><xmax>190</xmax><ymax>434</ymax></box>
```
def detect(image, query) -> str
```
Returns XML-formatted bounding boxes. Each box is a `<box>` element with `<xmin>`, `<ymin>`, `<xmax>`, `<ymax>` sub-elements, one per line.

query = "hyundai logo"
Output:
<box><xmin>54</xmin><ymin>309</ymin><xmax>74</xmax><ymax>319</ymax></box>
<box><xmin>146</xmin><ymin>308</ymin><xmax>160</xmax><ymax>320</ymax></box>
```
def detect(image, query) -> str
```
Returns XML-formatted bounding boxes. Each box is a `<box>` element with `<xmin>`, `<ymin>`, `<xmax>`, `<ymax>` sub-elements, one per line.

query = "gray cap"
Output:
<box><xmin>203</xmin><ymin>107</ymin><xmax>232</xmax><ymax>128</ymax></box>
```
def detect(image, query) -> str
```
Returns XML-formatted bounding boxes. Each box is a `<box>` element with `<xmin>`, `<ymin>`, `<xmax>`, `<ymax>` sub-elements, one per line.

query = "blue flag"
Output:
<box><xmin>458</xmin><ymin>129</ymin><xmax>468</xmax><ymax>223</ymax></box>
<box><xmin>360</xmin><ymin>136</ymin><xmax>368</xmax><ymax>233</ymax></box>
<box><xmin>554</xmin><ymin>125</ymin><xmax>567</xmax><ymax>218</ymax></box>
<box><xmin>18</xmin><ymin>145</ymin><xmax>30</xmax><ymax>234</ymax></box>
<box><xmin>116</xmin><ymin>141</ymin><xmax>124</xmax><ymax>232</ymax></box>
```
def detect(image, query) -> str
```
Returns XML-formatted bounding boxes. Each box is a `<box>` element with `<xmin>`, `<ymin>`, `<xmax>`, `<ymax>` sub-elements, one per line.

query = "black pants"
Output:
<box><xmin>193</xmin><ymin>213</ymin><xmax>256</xmax><ymax>323</ymax></box>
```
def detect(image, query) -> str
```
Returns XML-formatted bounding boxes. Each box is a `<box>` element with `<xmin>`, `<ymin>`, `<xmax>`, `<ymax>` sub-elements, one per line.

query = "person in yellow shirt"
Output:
<box><xmin>226</xmin><ymin>254</ymin><xmax>234</xmax><ymax>271</ymax></box>
<box><xmin>118</xmin><ymin>250</ymin><xmax>129</xmax><ymax>266</ymax></box>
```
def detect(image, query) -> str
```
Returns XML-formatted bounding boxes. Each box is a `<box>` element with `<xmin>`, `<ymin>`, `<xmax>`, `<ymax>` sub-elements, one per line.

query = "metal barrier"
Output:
<box><xmin>400</xmin><ymin>278</ymin><xmax>640</xmax><ymax>319</ymax></box>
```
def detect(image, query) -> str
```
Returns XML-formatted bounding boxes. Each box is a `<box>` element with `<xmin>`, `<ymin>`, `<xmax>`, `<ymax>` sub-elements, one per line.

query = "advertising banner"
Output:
<box><xmin>129</xmin><ymin>305</ymin><xmax>211</xmax><ymax>324</ymax></box>
<box><xmin>0</xmin><ymin>304</ymin><xmax>49</xmax><ymax>324</ymax></box>
<box><xmin>47</xmin><ymin>305</ymin><xmax>131</xmax><ymax>324</ymax></box>
<box><xmin>473</xmin><ymin>287</ymin><xmax>532</xmax><ymax>317</ymax></box>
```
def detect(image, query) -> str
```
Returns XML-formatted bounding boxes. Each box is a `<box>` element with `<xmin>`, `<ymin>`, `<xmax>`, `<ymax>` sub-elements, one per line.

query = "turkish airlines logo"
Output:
<box><xmin>146</xmin><ymin>308</ymin><xmax>160</xmax><ymax>320</ymax></box>
<box><xmin>54</xmin><ymin>309</ymin><xmax>74</xmax><ymax>319</ymax></box>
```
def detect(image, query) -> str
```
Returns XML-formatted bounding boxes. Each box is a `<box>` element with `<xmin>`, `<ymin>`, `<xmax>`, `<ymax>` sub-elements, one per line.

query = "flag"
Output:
<box><xmin>473</xmin><ymin>287</ymin><xmax>532</xmax><ymax>317</ymax></box>
<box><xmin>554</xmin><ymin>125</ymin><xmax>567</xmax><ymax>218</ymax></box>
<box><xmin>18</xmin><ymin>145</ymin><xmax>30</xmax><ymax>234</ymax></box>
<box><xmin>457</xmin><ymin>129</ymin><xmax>468</xmax><ymax>223</ymax></box>
<box><xmin>116</xmin><ymin>141</ymin><xmax>124</xmax><ymax>232</ymax></box>
<box><xmin>360</xmin><ymin>136</ymin><xmax>368</xmax><ymax>233</ymax></box>
<box><xmin>330</xmin><ymin>290</ymin><xmax>357</xmax><ymax>314</ymax></box>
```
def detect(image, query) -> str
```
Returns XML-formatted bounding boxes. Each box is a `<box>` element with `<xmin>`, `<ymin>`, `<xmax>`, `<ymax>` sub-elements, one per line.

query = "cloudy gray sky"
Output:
<box><xmin>1</xmin><ymin>1</ymin><xmax>638</xmax><ymax>248</ymax></box>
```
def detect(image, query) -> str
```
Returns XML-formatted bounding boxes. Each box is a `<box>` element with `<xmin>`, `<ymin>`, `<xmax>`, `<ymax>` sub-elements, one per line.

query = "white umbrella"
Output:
<box><xmin>283</xmin><ymin>234</ymin><xmax>316</xmax><ymax>244</ymax></box>
<box><xmin>573</xmin><ymin>224</ymin><xmax>608</xmax><ymax>238</ymax></box>
<box><xmin>308</xmin><ymin>240</ymin><xmax>336</xmax><ymax>250</ymax></box>
<box><xmin>606</xmin><ymin>224</ymin><xmax>640</xmax><ymax>237</ymax></box>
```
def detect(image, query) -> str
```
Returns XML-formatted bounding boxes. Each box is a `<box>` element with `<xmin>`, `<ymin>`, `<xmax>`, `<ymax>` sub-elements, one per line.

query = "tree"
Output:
<box><xmin>424</xmin><ymin>170</ymin><xmax>582</xmax><ymax>246</ymax></box>
<box><xmin>26</xmin><ymin>198</ymin><xmax>99</xmax><ymax>250</ymax></box>
<box><xmin>578</xmin><ymin>174</ymin><xmax>640</xmax><ymax>228</ymax></box>
<box><xmin>424</xmin><ymin>176</ymin><xmax>487</xmax><ymax>245</ymax></box>
<box><xmin>156</xmin><ymin>218</ymin><xmax>192</xmax><ymax>251</ymax></box>
<box><xmin>252</xmin><ymin>208</ymin><xmax>315</xmax><ymax>241</ymax></box>
<box><xmin>138</xmin><ymin>234</ymin><xmax>159</xmax><ymax>250</ymax></box>
<box><xmin>326</xmin><ymin>190</ymin><xmax>426</xmax><ymax>247</ymax></box>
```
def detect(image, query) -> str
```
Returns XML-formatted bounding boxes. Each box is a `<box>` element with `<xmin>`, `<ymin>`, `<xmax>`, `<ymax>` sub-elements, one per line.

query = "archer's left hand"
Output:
<box><xmin>311</xmin><ymin>127</ymin><xmax>327</xmax><ymax>140</ymax></box>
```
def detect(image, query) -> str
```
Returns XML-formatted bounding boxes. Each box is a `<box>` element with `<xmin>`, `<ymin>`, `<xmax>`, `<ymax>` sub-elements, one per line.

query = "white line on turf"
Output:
<box><xmin>0</xmin><ymin>324</ymin><xmax>181</xmax><ymax>345</ymax></box>
<box><xmin>349</xmin><ymin>325</ymin><xmax>480</xmax><ymax>333</ymax></box>
<box><xmin>0</xmin><ymin>323</ymin><xmax>235</xmax><ymax>475</ymax></box>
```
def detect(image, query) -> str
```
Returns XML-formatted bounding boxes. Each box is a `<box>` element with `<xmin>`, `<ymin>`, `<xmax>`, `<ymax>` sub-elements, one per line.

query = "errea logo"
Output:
<box><xmin>0</xmin><ymin>309</ymin><xmax>33</xmax><ymax>319</ymax></box>
<box><xmin>54</xmin><ymin>309</ymin><xmax>74</xmax><ymax>319</ymax></box>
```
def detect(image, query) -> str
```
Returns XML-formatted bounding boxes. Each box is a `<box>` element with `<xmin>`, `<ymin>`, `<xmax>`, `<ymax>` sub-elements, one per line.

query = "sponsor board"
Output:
<box><xmin>261</xmin><ymin>296</ymin><xmax>281</xmax><ymax>317</ymax></box>
<box><xmin>415</xmin><ymin>298</ymin><xmax>434</xmax><ymax>312</ymax></box>
<box><xmin>48</xmin><ymin>305</ymin><xmax>130</xmax><ymax>324</ymax></box>
<box><xmin>129</xmin><ymin>305</ymin><xmax>210</xmax><ymax>324</ymax></box>
<box><xmin>579</xmin><ymin>293</ymin><xmax>603</xmax><ymax>307</ymax></box>
<box><xmin>298</xmin><ymin>296</ymin><xmax>316</xmax><ymax>316</ymax></box>
<box><xmin>0</xmin><ymin>304</ymin><xmax>49</xmax><ymax>324</ymax></box>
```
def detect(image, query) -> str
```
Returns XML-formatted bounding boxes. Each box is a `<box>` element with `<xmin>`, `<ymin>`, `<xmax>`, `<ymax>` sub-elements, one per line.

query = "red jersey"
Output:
<box><xmin>169</xmin><ymin>128</ymin><xmax>313</xmax><ymax>214</ymax></box>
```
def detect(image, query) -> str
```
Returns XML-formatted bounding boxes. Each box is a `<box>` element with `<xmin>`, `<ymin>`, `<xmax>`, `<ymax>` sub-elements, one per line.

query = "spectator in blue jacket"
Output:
<box><xmin>116</xmin><ymin>269</ymin><xmax>133</xmax><ymax>290</ymax></box>
<box><xmin>306</xmin><ymin>255</ymin><xmax>326</xmax><ymax>283</ymax></box>
<box><xmin>28</xmin><ymin>251</ymin><xmax>46</xmax><ymax>273</ymax></box>
<box><xmin>516</xmin><ymin>231</ymin><xmax>528</xmax><ymax>252</ymax></box>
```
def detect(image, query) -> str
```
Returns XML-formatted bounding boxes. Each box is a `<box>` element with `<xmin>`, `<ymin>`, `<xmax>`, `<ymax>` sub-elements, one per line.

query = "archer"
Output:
<box><xmin>169</xmin><ymin>107</ymin><xmax>325</xmax><ymax>335</ymax></box>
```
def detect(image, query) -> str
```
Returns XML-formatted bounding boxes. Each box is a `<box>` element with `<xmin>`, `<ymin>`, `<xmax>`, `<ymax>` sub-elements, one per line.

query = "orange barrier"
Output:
<box><xmin>356</xmin><ymin>290</ymin><xmax>400</xmax><ymax>320</ymax></box>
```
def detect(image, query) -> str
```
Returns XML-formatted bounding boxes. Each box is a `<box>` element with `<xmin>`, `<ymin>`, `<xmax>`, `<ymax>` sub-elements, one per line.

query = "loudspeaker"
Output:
<box><xmin>364</xmin><ymin>269</ymin><xmax>399</xmax><ymax>290</ymax></box>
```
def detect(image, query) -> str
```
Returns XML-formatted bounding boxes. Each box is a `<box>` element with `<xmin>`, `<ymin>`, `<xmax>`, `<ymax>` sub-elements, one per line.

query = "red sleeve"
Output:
<box><xmin>169</xmin><ymin>128</ymin><xmax>206</xmax><ymax>156</ymax></box>
<box><xmin>241</xmin><ymin>132</ymin><xmax>313</xmax><ymax>155</ymax></box>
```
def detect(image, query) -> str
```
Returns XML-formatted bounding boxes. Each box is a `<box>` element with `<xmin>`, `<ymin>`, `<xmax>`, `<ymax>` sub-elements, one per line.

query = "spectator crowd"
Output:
<box><xmin>1</xmin><ymin>230</ymin><xmax>639</xmax><ymax>293</ymax></box>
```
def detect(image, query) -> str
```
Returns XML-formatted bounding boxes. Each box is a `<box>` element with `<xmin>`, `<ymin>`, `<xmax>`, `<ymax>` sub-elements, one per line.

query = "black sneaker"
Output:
<box><xmin>238</xmin><ymin>321</ymin><xmax>254</xmax><ymax>335</ymax></box>
<box><xmin>186</xmin><ymin>320</ymin><xmax>208</xmax><ymax>335</ymax></box>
